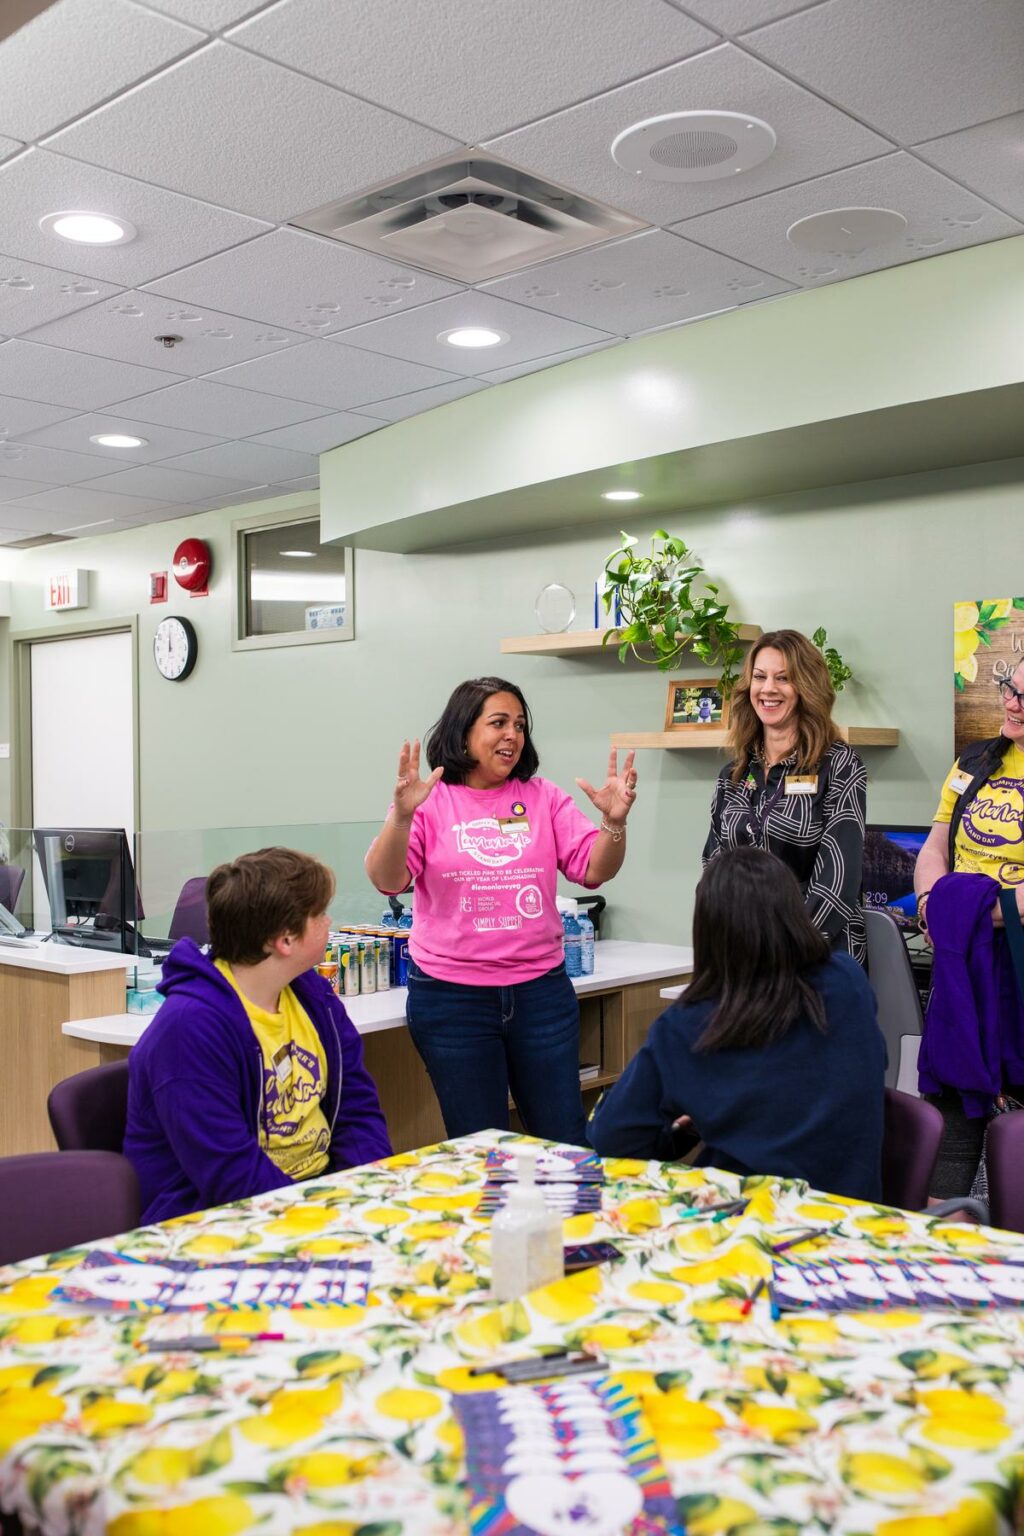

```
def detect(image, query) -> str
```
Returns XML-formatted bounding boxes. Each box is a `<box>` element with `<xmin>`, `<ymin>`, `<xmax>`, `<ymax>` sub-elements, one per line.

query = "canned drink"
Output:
<box><xmin>340</xmin><ymin>942</ymin><xmax>359</xmax><ymax>997</ymax></box>
<box><xmin>395</xmin><ymin>933</ymin><xmax>411</xmax><ymax>988</ymax></box>
<box><xmin>358</xmin><ymin>940</ymin><xmax>376</xmax><ymax>995</ymax></box>
<box><xmin>316</xmin><ymin>961</ymin><xmax>339</xmax><ymax>994</ymax></box>
<box><xmin>375</xmin><ymin>937</ymin><xmax>390</xmax><ymax>991</ymax></box>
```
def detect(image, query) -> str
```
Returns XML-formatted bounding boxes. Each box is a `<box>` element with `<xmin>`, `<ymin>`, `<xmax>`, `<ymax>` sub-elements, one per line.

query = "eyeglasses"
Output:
<box><xmin>997</xmin><ymin>679</ymin><xmax>1024</xmax><ymax>709</ymax></box>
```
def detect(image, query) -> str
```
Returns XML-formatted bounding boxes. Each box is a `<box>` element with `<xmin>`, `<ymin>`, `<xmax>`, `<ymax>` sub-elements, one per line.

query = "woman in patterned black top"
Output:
<box><xmin>704</xmin><ymin>629</ymin><xmax>867</xmax><ymax>964</ymax></box>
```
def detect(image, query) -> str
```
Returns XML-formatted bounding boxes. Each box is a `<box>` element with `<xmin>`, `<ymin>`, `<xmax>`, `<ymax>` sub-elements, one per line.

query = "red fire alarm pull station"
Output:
<box><xmin>150</xmin><ymin>572</ymin><xmax>168</xmax><ymax>604</ymax></box>
<box><xmin>172</xmin><ymin>538</ymin><xmax>211</xmax><ymax>597</ymax></box>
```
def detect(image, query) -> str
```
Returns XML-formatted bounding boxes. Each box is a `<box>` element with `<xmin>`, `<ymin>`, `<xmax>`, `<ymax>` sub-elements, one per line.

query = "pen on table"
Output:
<box><xmin>468</xmin><ymin>1349</ymin><xmax>570</xmax><ymax>1377</ymax></box>
<box><xmin>712</xmin><ymin>1201</ymin><xmax>749</xmax><ymax>1224</ymax></box>
<box><xmin>771</xmin><ymin>1223</ymin><xmax>843</xmax><ymax>1255</ymax></box>
<box><xmin>678</xmin><ymin>1198</ymin><xmax>746</xmax><ymax>1221</ymax></box>
<box><xmin>136</xmin><ymin>1333</ymin><xmax>286</xmax><ymax>1353</ymax></box>
<box><xmin>739</xmin><ymin>1277</ymin><xmax>766</xmax><ymax>1317</ymax></box>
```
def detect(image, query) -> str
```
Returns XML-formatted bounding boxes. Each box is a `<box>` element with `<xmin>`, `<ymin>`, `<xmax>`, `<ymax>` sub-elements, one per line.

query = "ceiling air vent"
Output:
<box><xmin>290</xmin><ymin>150</ymin><xmax>647</xmax><ymax>284</ymax></box>
<box><xmin>4</xmin><ymin>532</ymin><xmax>72</xmax><ymax>548</ymax></box>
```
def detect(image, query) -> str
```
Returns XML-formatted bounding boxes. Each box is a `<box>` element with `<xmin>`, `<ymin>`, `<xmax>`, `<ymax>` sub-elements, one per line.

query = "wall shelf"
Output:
<box><xmin>500</xmin><ymin>624</ymin><xmax>762</xmax><ymax>657</ymax></box>
<box><xmin>611</xmin><ymin>725</ymin><xmax>900</xmax><ymax>750</ymax></box>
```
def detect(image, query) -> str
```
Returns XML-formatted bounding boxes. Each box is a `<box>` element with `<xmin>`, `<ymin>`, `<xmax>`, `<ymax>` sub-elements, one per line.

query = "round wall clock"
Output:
<box><xmin>154</xmin><ymin>615</ymin><xmax>198</xmax><ymax>682</ymax></box>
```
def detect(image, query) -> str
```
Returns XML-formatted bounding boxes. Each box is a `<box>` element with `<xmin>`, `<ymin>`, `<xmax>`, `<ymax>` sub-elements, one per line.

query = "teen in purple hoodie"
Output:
<box><xmin>125</xmin><ymin>848</ymin><xmax>391</xmax><ymax>1224</ymax></box>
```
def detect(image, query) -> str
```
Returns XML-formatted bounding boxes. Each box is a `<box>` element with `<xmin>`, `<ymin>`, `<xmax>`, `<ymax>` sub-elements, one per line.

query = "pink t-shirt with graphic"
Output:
<box><xmin>374</xmin><ymin>777</ymin><xmax>600</xmax><ymax>985</ymax></box>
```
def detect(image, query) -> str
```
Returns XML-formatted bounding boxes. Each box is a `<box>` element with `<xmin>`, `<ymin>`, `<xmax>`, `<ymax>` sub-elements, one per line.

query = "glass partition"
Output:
<box><xmin>0</xmin><ymin>821</ymin><xmax>390</xmax><ymax>958</ymax></box>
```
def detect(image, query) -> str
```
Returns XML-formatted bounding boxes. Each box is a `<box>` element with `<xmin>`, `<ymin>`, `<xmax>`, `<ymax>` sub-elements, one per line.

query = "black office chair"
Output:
<box><xmin>0</xmin><ymin>1151</ymin><xmax>139</xmax><ymax>1265</ymax></box>
<box><xmin>864</xmin><ymin>907</ymin><xmax>924</xmax><ymax>1091</ymax></box>
<box><xmin>48</xmin><ymin>1060</ymin><xmax>130</xmax><ymax>1154</ymax></box>
<box><xmin>0</xmin><ymin>863</ymin><xmax>26</xmax><ymax>913</ymax></box>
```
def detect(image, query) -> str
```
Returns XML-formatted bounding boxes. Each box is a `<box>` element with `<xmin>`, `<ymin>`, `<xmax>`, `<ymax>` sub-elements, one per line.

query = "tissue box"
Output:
<box><xmin>127</xmin><ymin>987</ymin><xmax>164</xmax><ymax>1016</ymax></box>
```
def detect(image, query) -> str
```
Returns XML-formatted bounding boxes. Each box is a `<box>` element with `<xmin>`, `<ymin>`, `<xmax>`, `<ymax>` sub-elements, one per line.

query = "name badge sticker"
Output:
<box><xmin>949</xmin><ymin>772</ymin><xmax>972</xmax><ymax>794</ymax></box>
<box><xmin>784</xmin><ymin>775</ymin><xmax>818</xmax><ymax>796</ymax></box>
<box><xmin>273</xmin><ymin>1046</ymin><xmax>293</xmax><ymax>1086</ymax></box>
<box><xmin>499</xmin><ymin>801</ymin><xmax>530</xmax><ymax>833</ymax></box>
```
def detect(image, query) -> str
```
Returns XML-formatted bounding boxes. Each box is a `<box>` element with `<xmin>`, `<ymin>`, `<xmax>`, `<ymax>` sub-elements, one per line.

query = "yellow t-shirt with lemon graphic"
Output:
<box><xmin>934</xmin><ymin>741</ymin><xmax>1024</xmax><ymax>887</ymax></box>
<box><xmin>214</xmin><ymin>960</ymin><xmax>331</xmax><ymax>1180</ymax></box>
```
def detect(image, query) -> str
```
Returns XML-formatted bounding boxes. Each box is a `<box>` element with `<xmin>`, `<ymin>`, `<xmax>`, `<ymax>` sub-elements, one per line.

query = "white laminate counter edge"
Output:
<box><xmin>62</xmin><ymin>940</ymin><xmax>694</xmax><ymax>1050</ymax></box>
<box><xmin>0</xmin><ymin>944</ymin><xmax>139</xmax><ymax>975</ymax></box>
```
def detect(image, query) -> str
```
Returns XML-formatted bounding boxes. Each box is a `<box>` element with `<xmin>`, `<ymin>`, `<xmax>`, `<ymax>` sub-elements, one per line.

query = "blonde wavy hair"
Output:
<box><xmin>727</xmin><ymin>629</ymin><xmax>840</xmax><ymax>782</ymax></box>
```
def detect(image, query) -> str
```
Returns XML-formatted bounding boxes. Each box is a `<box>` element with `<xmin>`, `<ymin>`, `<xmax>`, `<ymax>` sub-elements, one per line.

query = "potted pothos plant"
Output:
<box><xmin>600</xmin><ymin>529</ymin><xmax>744</xmax><ymax>693</ymax></box>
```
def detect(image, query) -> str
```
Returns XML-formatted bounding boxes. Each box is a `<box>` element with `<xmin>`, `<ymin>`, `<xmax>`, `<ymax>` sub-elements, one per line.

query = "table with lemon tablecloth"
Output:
<box><xmin>1</xmin><ymin>1133</ymin><xmax>1023</xmax><ymax>1536</ymax></box>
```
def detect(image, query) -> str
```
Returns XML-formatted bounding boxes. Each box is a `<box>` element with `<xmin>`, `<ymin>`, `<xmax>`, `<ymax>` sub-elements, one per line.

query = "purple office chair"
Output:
<box><xmin>881</xmin><ymin>1087</ymin><xmax>945</xmax><ymax>1211</ymax></box>
<box><xmin>984</xmin><ymin>1110</ymin><xmax>1024</xmax><ymax>1233</ymax></box>
<box><xmin>0</xmin><ymin>863</ymin><xmax>26</xmax><ymax>913</ymax></box>
<box><xmin>48</xmin><ymin>1060</ymin><xmax>130</xmax><ymax>1154</ymax></box>
<box><xmin>168</xmin><ymin>876</ymin><xmax>209</xmax><ymax>945</ymax></box>
<box><xmin>0</xmin><ymin>1151</ymin><xmax>139</xmax><ymax>1265</ymax></box>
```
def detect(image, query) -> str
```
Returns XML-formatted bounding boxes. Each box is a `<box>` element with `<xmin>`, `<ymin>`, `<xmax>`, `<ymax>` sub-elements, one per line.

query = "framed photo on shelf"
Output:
<box><xmin>664</xmin><ymin>678</ymin><xmax>730</xmax><ymax>732</ymax></box>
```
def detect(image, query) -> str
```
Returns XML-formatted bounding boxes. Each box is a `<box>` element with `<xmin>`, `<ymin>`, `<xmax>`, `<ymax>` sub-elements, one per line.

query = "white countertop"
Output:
<box><xmin>0</xmin><ymin>941</ymin><xmax>139</xmax><ymax>976</ymax></box>
<box><xmin>62</xmin><ymin>939</ymin><xmax>693</xmax><ymax>1049</ymax></box>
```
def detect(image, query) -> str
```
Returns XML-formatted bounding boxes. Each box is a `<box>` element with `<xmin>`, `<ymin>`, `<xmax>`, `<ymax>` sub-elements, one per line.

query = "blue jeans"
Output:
<box><xmin>406</xmin><ymin>959</ymin><xmax>587</xmax><ymax>1145</ymax></box>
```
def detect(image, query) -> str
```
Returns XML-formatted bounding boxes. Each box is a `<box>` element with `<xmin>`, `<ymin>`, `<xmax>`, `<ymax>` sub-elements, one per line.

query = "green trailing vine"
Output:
<box><xmin>600</xmin><ymin>529</ymin><xmax>744</xmax><ymax>693</ymax></box>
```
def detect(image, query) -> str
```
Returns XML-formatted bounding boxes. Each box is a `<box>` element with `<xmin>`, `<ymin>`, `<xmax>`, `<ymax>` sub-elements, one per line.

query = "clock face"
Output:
<box><xmin>154</xmin><ymin>616</ymin><xmax>198</xmax><ymax>682</ymax></box>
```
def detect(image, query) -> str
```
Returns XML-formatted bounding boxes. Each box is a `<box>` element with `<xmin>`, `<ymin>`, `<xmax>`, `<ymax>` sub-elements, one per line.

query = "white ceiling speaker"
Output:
<box><xmin>611</xmin><ymin>111</ymin><xmax>776</xmax><ymax>183</ymax></box>
<box><xmin>787</xmin><ymin>207</ymin><xmax>909</xmax><ymax>255</ymax></box>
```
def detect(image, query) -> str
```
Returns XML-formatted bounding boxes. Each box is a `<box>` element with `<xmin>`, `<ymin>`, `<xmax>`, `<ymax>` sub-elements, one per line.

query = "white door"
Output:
<box><xmin>29</xmin><ymin>631</ymin><xmax>136</xmax><ymax>929</ymax></box>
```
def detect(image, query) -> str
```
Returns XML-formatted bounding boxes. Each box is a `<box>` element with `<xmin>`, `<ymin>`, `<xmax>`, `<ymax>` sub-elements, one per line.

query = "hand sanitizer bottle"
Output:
<box><xmin>490</xmin><ymin>1147</ymin><xmax>565</xmax><ymax>1301</ymax></box>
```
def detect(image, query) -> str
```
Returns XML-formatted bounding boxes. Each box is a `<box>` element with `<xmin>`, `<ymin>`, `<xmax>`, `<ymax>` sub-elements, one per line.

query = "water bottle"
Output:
<box><xmin>578</xmin><ymin>909</ymin><xmax>595</xmax><ymax>976</ymax></box>
<box><xmin>562</xmin><ymin>908</ymin><xmax>582</xmax><ymax>978</ymax></box>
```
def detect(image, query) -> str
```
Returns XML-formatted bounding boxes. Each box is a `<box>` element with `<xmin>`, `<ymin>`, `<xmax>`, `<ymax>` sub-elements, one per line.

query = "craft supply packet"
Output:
<box><xmin>563</xmin><ymin>1241</ymin><xmax>623</xmax><ymax>1273</ymax></box>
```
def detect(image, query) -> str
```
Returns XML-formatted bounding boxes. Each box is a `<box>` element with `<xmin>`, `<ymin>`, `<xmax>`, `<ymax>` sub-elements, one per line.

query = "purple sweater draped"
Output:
<box><xmin>918</xmin><ymin>872</ymin><xmax>1024</xmax><ymax>1117</ymax></box>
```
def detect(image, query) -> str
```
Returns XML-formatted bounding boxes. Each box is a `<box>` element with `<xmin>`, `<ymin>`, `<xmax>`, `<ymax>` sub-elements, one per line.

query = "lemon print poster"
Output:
<box><xmin>954</xmin><ymin>598</ymin><xmax>1024</xmax><ymax>756</ymax></box>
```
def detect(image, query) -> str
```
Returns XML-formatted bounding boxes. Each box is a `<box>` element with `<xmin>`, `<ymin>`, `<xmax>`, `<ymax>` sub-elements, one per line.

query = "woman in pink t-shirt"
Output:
<box><xmin>366</xmin><ymin>676</ymin><xmax>637</xmax><ymax>1144</ymax></box>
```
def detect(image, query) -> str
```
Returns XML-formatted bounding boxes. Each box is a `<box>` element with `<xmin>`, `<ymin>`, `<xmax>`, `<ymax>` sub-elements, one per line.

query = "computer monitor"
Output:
<box><xmin>33</xmin><ymin>828</ymin><xmax>143</xmax><ymax>952</ymax></box>
<box><xmin>862</xmin><ymin>823</ymin><xmax>931</xmax><ymax>930</ymax></box>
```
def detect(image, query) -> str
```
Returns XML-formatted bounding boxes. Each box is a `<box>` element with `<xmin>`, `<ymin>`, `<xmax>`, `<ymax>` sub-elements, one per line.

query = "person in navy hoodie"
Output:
<box><xmin>125</xmin><ymin>847</ymin><xmax>391</xmax><ymax>1225</ymax></box>
<box><xmin>588</xmin><ymin>846</ymin><xmax>885</xmax><ymax>1200</ymax></box>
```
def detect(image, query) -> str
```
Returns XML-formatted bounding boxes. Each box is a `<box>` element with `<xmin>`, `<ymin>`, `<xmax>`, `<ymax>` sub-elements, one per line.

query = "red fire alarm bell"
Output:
<box><xmin>172</xmin><ymin>538</ymin><xmax>211</xmax><ymax>597</ymax></box>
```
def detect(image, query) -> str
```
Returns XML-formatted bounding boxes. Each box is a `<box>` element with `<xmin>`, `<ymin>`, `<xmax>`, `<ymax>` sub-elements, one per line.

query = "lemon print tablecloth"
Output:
<box><xmin>1</xmin><ymin>1131</ymin><xmax>1023</xmax><ymax>1535</ymax></box>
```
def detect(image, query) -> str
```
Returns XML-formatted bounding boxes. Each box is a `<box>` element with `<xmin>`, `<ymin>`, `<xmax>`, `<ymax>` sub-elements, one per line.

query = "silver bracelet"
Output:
<box><xmin>600</xmin><ymin>818</ymin><xmax>625</xmax><ymax>842</ymax></box>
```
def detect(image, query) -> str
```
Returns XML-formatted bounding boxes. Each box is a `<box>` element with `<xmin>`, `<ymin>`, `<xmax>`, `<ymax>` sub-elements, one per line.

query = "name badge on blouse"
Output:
<box><xmin>784</xmin><ymin>774</ymin><xmax>818</xmax><ymax>796</ymax></box>
<box><xmin>498</xmin><ymin>813</ymin><xmax>530</xmax><ymax>833</ymax></box>
<box><xmin>949</xmin><ymin>772</ymin><xmax>972</xmax><ymax>794</ymax></box>
<box><xmin>273</xmin><ymin>1046</ymin><xmax>293</xmax><ymax>1086</ymax></box>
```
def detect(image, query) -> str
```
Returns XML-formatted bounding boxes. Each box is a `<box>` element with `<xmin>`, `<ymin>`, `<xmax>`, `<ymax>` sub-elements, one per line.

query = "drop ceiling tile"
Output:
<box><xmin>18</xmin><ymin>412</ymin><xmax>225</xmax><ymax>462</ymax></box>
<box><xmin>0</xmin><ymin>150</ymin><xmax>271</xmax><ymax>287</ymax></box>
<box><xmin>24</xmin><ymin>289</ymin><xmax>303</xmax><ymax>376</ymax></box>
<box><xmin>0</xmin><ymin>477</ymin><xmax>55</xmax><ymax>503</ymax></box>
<box><xmin>668</xmin><ymin>0</ymin><xmax>827</xmax><ymax>33</ymax></box>
<box><xmin>349</xmin><ymin>378</ymin><xmax>487</xmax><ymax>423</ymax></box>
<box><xmin>0</xmin><ymin>484</ymin><xmax>177</xmax><ymax>518</ymax></box>
<box><xmin>0</xmin><ymin>338</ymin><xmax>181</xmax><ymax>408</ymax></box>
<box><xmin>229</xmin><ymin>0</ymin><xmax>716</xmax><ymax>141</ymax></box>
<box><xmin>486</xmin><ymin>44</ymin><xmax>890</xmax><ymax>225</ymax></box>
<box><xmin>478</xmin><ymin>342</ymin><xmax>618</xmax><ymax>385</ymax></box>
<box><xmin>0</xmin><ymin>442</ymin><xmax>117</xmax><ymax>484</ymax></box>
<box><xmin>211</xmin><ymin>342</ymin><xmax>462</xmax><ymax>409</ymax></box>
<box><xmin>0</xmin><ymin>395</ymin><xmax>78</xmax><ymax>437</ymax></box>
<box><xmin>336</xmin><ymin>292</ymin><xmax>614</xmax><ymax>378</ymax></box>
<box><xmin>486</xmin><ymin>229</ymin><xmax>792</xmax><ymax>335</ymax></box>
<box><xmin>0</xmin><ymin>524</ymin><xmax>50</xmax><ymax>542</ymax></box>
<box><xmin>747</xmin><ymin>0</ymin><xmax>1024</xmax><ymax>144</ymax></box>
<box><xmin>0</xmin><ymin>138</ymin><xmax>21</xmax><ymax>164</ymax></box>
<box><xmin>673</xmin><ymin>152</ymin><xmax>1023</xmax><ymax>286</ymax></box>
<box><xmin>45</xmin><ymin>41</ymin><xmax>460</xmax><ymax>222</ymax></box>
<box><xmin>143</xmin><ymin>228</ymin><xmax>462</xmax><ymax>335</ymax></box>
<box><xmin>108</xmin><ymin>378</ymin><xmax>333</xmax><ymax>435</ymax></box>
<box><xmin>82</xmin><ymin>462</ymin><xmax>256</xmax><ymax>504</ymax></box>
<box><xmin>915</xmin><ymin>113</ymin><xmax>1024</xmax><ymax>223</ymax></box>
<box><xmin>246</xmin><ymin>411</ymin><xmax>382</xmax><ymax>454</ymax></box>
<box><xmin>0</xmin><ymin>0</ymin><xmax>203</xmax><ymax>143</ymax></box>
<box><xmin>136</xmin><ymin>0</ymin><xmax>271</xmax><ymax>28</ymax></box>
<box><xmin>274</xmin><ymin>475</ymin><xmax>319</xmax><ymax>493</ymax></box>
<box><xmin>0</xmin><ymin>255</ymin><xmax>123</xmax><ymax>338</ymax></box>
<box><xmin>159</xmin><ymin>440</ymin><xmax>317</xmax><ymax>482</ymax></box>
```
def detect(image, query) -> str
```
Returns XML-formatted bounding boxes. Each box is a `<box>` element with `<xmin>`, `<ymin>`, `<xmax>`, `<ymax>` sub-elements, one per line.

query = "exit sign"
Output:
<box><xmin>44</xmin><ymin>570</ymin><xmax>90</xmax><ymax>611</ymax></box>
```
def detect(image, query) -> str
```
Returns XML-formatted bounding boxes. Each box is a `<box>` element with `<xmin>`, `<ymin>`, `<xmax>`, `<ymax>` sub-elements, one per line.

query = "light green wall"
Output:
<box><xmin>5</xmin><ymin>456</ymin><xmax>1024</xmax><ymax>944</ymax></box>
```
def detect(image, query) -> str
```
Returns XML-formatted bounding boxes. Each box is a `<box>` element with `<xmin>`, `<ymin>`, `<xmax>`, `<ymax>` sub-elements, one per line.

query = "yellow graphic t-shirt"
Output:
<box><xmin>933</xmin><ymin>741</ymin><xmax>1024</xmax><ymax>887</ymax></box>
<box><xmin>214</xmin><ymin>960</ymin><xmax>331</xmax><ymax>1180</ymax></box>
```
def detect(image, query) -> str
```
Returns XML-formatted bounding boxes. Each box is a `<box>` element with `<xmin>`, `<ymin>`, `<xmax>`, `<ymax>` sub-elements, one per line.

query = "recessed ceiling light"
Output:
<box><xmin>40</xmin><ymin>211</ymin><xmax>137</xmax><ymax>245</ymax></box>
<box><xmin>280</xmin><ymin>549</ymin><xmax>316</xmax><ymax>558</ymax></box>
<box><xmin>786</xmin><ymin>207</ymin><xmax>908</xmax><ymax>255</ymax></box>
<box><xmin>438</xmin><ymin>326</ymin><xmax>509</xmax><ymax>349</ymax></box>
<box><xmin>90</xmin><ymin>433</ymin><xmax>147</xmax><ymax>448</ymax></box>
<box><xmin>602</xmin><ymin>489</ymin><xmax>643</xmax><ymax>502</ymax></box>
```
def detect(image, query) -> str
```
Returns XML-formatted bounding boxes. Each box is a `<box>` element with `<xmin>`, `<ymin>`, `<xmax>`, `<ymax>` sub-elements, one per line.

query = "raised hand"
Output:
<box><xmin>576</xmin><ymin>749</ymin><xmax>638</xmax><ymax>827</ymax></box>
<box><xmin>394</xmin><ymin>739</ymin><xmax>443</xmax><ymax>821</ymax></box>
